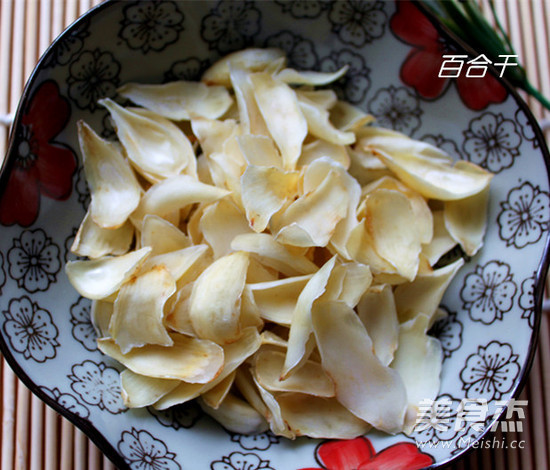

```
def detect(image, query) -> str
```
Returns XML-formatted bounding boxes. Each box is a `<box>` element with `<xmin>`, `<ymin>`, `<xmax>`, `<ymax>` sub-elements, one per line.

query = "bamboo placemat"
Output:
<box><xmin>0</xmin><ymin>1</ymin><xmax>549</xmax><ymax>469</ymax></box>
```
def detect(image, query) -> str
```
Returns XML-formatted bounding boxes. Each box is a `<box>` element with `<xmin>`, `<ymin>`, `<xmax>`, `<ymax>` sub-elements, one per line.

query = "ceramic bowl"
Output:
<box><xmin>1</xmin><ymin>1</ymin><xmax>548</xmax><ymax>469</ymax></box>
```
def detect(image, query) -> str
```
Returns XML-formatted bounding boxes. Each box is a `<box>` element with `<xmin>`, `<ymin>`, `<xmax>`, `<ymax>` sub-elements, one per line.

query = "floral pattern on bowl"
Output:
<box><xmin>0</xmin><ymin>1</ymin><xmax>548</xmax><ymax>469</ymax></box>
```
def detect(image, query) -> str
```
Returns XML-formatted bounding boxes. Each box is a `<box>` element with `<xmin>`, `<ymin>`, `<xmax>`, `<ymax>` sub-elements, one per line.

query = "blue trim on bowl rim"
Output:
<box><xmin>0</xmin><ymin>1</ymin><xmax>548</xmax><ymax>468</ymax></box>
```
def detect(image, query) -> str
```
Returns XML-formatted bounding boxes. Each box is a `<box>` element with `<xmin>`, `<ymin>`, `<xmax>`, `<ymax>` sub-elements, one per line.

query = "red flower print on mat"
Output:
<box><xmin>390</xmin><ymin>0</ymin><xmax>507</xmax><ymax>110</ymax></box>
<box><xmin>300</xmin><ymin>436</ymin><xmax>434</xmax><ymax>470</ymax></box>
<box><xmin>0</xmin><ymin>80</ymin><xmax>77</xmax><ymax>227</ymax></box>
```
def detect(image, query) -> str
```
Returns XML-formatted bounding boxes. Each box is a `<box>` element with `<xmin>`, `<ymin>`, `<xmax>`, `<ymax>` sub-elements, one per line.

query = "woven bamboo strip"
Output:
<box><xmin>103</xmin><ymin>454</ymin><xmax>115</xmax><ymax>470</ymax></box>
<box><xmin>541</xmin><ymin>313</ymin><xmax>550</xmax><ymax>465</ymax></box>
<box><xmin>518</xmin><ymin>1</ymin><xmax>544</xmax><ymax>117</ymax></box>
<box><xmin>39</xmin><ymin>0</ymin><xmax>52</xmax><ymax>55</ymax></box>
<box><xmin>78</xmin><ymin>0</ymin><xmax>91</xmax><ymax>17</ymax></box>
<box><xmin>493</xmin><ymin>428</ymin><xmax>506</xmax><ymax>470</ymax></box>
<box><xmin>9</xmin><ymin>0</ymin><xmax>25</xmax><ymax>114</ymax></box>
<box><xmin>44</xmin><ymin>407</ymin><xmax>59</xmax><ymax>470</ymax></box>
<box><xmin>64</xmin><ymin>0</ymin><xmax>77</xmax><ymax>35</ymax></box>
<box><xmin>530</xmin><ymin>2</ymin><xmax>550</xmax><ymax>121</ymax></box>
<box><xmin>60</xmin><ymin>417</ymin><xmax>74</xmax><ymax>470</ymax></box>
<box><xmin>51</xmin><ymin>0</ymin><xmax>65</xmax><ymax>45</ymax></box>
<box><xmin>520</xmin><ymin>386</ymin><xmax>535</xmax><ymax>470</ymax></box>
<box><xmin>0</xmin><ymin>0</ymin><xmax>13</xmax><ymax>167</ymax></box>
<box><xmin>0</xmin><ymin>0</ymin><xmax>17</xmax><ymax>427</ymax></box>
<box><xmin>15</xmin><ymin>381</ymin><xmax>30</xmax><ymax>470</ymax></box>
<box><xmin>504</xmin><ymin>428</ymin><xmax>522</xmax><ymax>470</ymax></box>
<box><xmin>2</xmin><ymin>364</ymin><xmax>16</xmax><ymax>470</ymax></box>
<box><xmin>74</xmin><ymin>428</ymin><xmax>87</xmax><ymax>470</ymax></box>
<box><xmin>24</xmin><ymin>0</ymin><xmax>38</xmax><ymax>83</ymax></box>
<box><xmin>87</xmin><ymin>439</ymin><xmax>101</xmax><ymax>469</ymax></box>
<box><xmin>29</xmin><ymin>395</ymin><xmax>44</xmax><ymax>470</ymax></box>
<box><xmin>527</xmin><ymin>349</ymin><xmax>548</xmax><ymax>469</ymax></box>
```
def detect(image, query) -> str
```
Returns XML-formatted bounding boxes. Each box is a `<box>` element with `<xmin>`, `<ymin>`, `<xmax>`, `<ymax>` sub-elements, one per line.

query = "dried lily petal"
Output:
<box><xmin>422</xmin><ymin>211</ymin><xmax>457</xmax><ymax>266</ymax></box>
<box><xmin>90</xmin><ymin>299</ymin><xmax>113</xmax><ymax>338</ymax></box>
<box><xmin>202</xmin><ymin>48</ymin><xmax>286</xmax><ymax>87</ymax></box>
<box><xmin>153</xmin><ymin>382</ymin><xmax>204</xmax><ymax>410</ymax></box>
<box><xmin>118</xmin><ymin>80</ymin><xmax>232</xmax><ymax>120</ymax></box>
<box><xmin>297</xmin><ymin>89</ymin><xmax>338</xmax><ymax>109</ymax></box>
<box><xmin>298</xmin><ymin>139</ymin><xmax>350</xmax><ymax>169</ymax></box>
<box><xmin>191</xmin><ymin>118</ymin><xmax>240</xmax><ymax>159</ymax></box>
<box><xmin>71</xmin><ymin>209</ymin><xmax>134</xmax><ymax>259</ymax></box>
<box><xmin>250</xmin><ymin>72</ymin><xmax>307</xmax><ymax>171</ymax></box>
<box><xmin>275</xmin><ymin>66</ymin><xmax>348</xmax><ymax>86</ymax></box>
<box><xmin>241</xmin><ymin>165</ymin><xmax>300</xmax><ymax>232</ymax></box>
<box><xmin>77</xmin><ymin>121</ymin><xmax>141</xmax><ymax>228</ymax></box>
<box><xmin>140</xmin><ymin>244</ymin><xmax>209</xmax><ymax>284</ymax></box>
<box><xmin>394</xmin><ymin>258</ymin><xmax>465</xmax><ymax>324</ymax></box>
<box><xmin>140</xmin><ymin>214</ymin><xmax>191</xmax><ymax>256</ymax></box>
<box><xmin>201</xmin><ymin>371</ymin><xmax>236</xmax><ymax>409</ymax></box>
<box><xmin>359</xmin><ymin>129</ymin><xmax>454</xmax><ymax>162</ymax></box>
<box><xmin>275</xmin><ymin>167</ymin><xmax>349</xmax><ymax>247</ymax></box>
<box><xmin>155</xmin><ymin>327</ymin><xmax>262</xmax><ymax>409</ymax></box>
<box><xmin>230</xmin><ymin>67</ymin><xmax>270</xmax><ymax>136</ymax></box>
<box><xmin>336</xmin><ymin>262</ymin><xmax>372</xmax><ymax>308</ymax></box>
<box><xmin>260</xmin><ymin>331</ymin><xmax>288</xmax><ymax>348</ymax></box>
<box><xmin>312</xmin><ymin>300</ymin><xmax>407</xmax><ymax>433</ymax></box>
<box><xmin>249</xmin><ymin>275</ymin><xmax>312</xmax><ymax>325</ymax></box>
<box><xmin>231</xmin><ymin>233</ymin><xmax>318</xmax><ymax>277</ymax></box>
<box><xmin>346</xmin><ymin>219</ymin><xmax>405</xmax><ymax>284</ymax></box>
<box><xmin>252</xmin><ymin>376</ymin><xmax>294</xmax><ymax>438</ymax></box>
<box><xmin>254</xmin><ymin>349</ymin><xmax>335</xmax><ymax>397</ymax></box>
<box><xmin>165</xmin><ymin>283</ymin><xmax>194</xmax><ymax>336</ymax></box>
<box><xmin>283</xmin><ymin>256</ymin><xmax>337</xmax><ymax>378</ymax></box>
<box><xmin>391</xmin><ymin>314</ymin><xmax>443</xmax><ymax>434</ymax></box>
<box><xmin>109</xmin><ymin>265</ymin><xmax>176</xmax><ymax>353</ymax></box>
<box><xmin>365</xmin><ymin>142</ymin><xmax>492</xmax><ymax>201</ymax></box>
<box><xmin>278</xmin><ymin>393</ymin><xmax>371</xmax><ymax>439</ymax></box>
<box><xmin>131</xmin><ymin>174</ymin><xmax>230</xmax><ymax>228</ymax></box>
<box><xmin>444</xmin><ymin>185</ymin><xmax>490</xmax><ymax>256</ymax></box>
<box><xmin>99</xmin><ymin>98</ymin><xmax>196</xmax><ymax>179</ymax></box>
<box><xmin>348</xmin><ymin>146</ymin><xmax>392</xmax><ymax>187</ymax></box>
<box><xmin>97</xmin><ymin>333</ymin><xmax>224</xmax><ymax>383</ymax></box>
<box><xmin>357</xmin><ymin>284</ymin><xmax>399</xmax><ymax>366</ymax></box>
<box><xmin>246</xmin><ymin>258</ymin><xmax>279</xmax><ymax>283</ymax></box>
<box><xmin>121</xmin><ymin>369</ymin><xmax>180</xmax><ymax>408</ymax></box>
<box><xmin>240</xmin><ymin>286</ymin><xmax>263</xmax><ymax>331</ymax></box>
<box><xmin>189</xmin><ymin>251</ymin><xmax>249</xmax><ymax>343</ymax></box>
<box><xmin>362</xmin><ymin>176</ymin><xmax>433</xmax><ymax>245</ymax></box>
<box><xmin>298</xmin><ymin>94</ymin><xmax>355</xmax><ymax>145</ymax></box>
<box><xmin>363</xmin><ymin>188</ymin><xmax>425</xmax><ymax>281</ymax></box>
<box><xmin>65</xmin><ymin>247</ymin><xmax>152</xmax><ymax>300</ymax></box>
<box><xmin>330</xmin><ymin>101</ymin><xmax>375</xmax><ymax>131</ymax></box>
<box><xmin>236</xmin><ymin>134</ymin><xmax>281</xmax><ymax>167</ymax></box>
<box><xmin>199</xmin><ymin>393</ymin><xmax>269</xmax><ymax>434</ymax></box>
<box><xmin>234</xmin><ymin>368</ymin><xmax>269</xmax><ymax>417</ymax></box>
<box><xmin>200</xmin><ymin>198</ymin><xmax>252</xmax><ymax>259</ymax></box>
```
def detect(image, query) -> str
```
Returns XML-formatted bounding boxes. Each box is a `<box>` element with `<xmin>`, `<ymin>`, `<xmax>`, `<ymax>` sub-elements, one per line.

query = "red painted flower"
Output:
<box><xmin>390</xmin><ymin>0</ymin><xmax>507</xmax><ymax>110</ymax></box>
<box><xmin>300</xmin><ymin>436</ymin><xmax>434</xmax><ymax>470</ymax></box>
<box><xmin>0</xmin><ymin>80</ymin><xmax>77</xmax><ymax>226</ymax></box>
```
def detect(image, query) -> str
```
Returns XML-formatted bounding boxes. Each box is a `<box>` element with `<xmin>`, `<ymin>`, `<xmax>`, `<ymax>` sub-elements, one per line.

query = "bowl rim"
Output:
<box><xmin>0</xmin><ymin>1</ymin><xmax>548</xmax><ymax>468</ymax></box>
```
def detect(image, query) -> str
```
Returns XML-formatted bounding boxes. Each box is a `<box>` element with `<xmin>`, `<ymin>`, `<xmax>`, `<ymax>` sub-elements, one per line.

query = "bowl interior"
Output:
<box><xmin>0</xmin><ymin>1</ymin><xmax>549</xmax><ymax>469</ymax></box>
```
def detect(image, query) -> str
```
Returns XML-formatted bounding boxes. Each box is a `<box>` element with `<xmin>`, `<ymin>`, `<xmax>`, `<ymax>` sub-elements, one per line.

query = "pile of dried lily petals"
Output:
<box><xmin>65</xmin><ymin>48</ymin><xmax>493</xmax><ymax>439</ymax></box>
